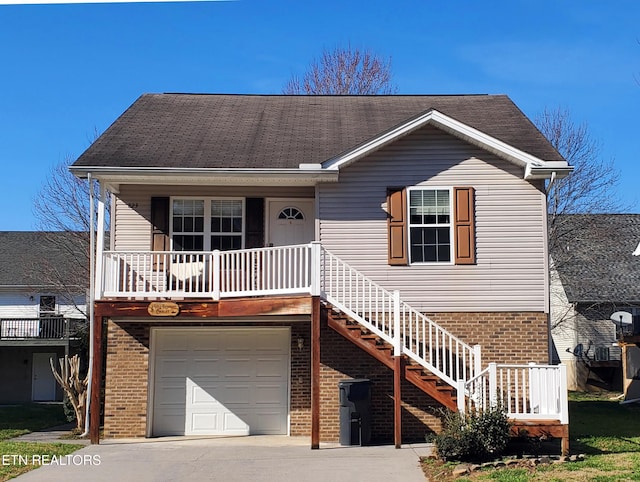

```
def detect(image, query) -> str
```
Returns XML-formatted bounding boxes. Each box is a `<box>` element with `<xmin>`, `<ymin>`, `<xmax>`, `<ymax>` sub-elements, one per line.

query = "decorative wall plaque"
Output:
<box><xmin>147</xmin><ymin>301</ymin><xmax>180</xmax><ymax>317</ymax></box>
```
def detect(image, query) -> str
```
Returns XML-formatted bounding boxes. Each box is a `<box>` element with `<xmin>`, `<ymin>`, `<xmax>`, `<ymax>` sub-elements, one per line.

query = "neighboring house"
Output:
<box><xmin>0</xmin><ymin>231</ymin><xmax>88</xmax><ymax>403</ymax></box>
<box><xmin>70</xmin><ymin>94</ymin><xmax>573</xmax><ymax>449</ymax></box>
<box><xmin>550</xmin><ymin>214</ymin><xmax>640</xmax><ymax>392</ymax></box>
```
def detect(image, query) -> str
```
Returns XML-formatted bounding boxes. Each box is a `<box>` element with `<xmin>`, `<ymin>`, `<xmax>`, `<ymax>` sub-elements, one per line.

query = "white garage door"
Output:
<box><xmin>152</xmin><ymin>327</ymin><xmax>290</xmax><ymax>436</ymax></box>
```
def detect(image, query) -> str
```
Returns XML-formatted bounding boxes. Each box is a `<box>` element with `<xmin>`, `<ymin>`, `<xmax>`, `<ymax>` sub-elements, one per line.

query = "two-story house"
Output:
<box><xmin>70</xmin><ymin>94</ymin><xmax>572</xmax><ymax>450</ymax></box>
<box><xmin>0</xmin><ymin>231</ymin><xmax>87</xmax><ymax>403</ymax></box>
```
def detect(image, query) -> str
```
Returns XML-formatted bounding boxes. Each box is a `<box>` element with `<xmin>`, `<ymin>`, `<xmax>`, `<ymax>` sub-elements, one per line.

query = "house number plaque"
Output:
<box><xmin>147</xmin><ymin>302</ymin><xmax>180</xmax><ymax>317</ymax></box>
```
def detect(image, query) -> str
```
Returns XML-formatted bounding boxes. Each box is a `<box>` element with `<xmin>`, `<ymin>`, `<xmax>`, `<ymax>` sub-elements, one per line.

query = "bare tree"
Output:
<box><xmin>537</xmin><ymin>106</ymin><xmax>626</xmax><ymax>265</ymax></box>
<box><xmin>31</xmin><ymin>151</ymin><xmax>109</xmax><ymax>317</ymax></box>
<box><xmin>537</xmin><ymin>106</ymin><xmax>624</xmax><ymax>220</ymax></box>
<box><xmin>283</xmin><ymin>45</ymin><xmax>397</xmax><ymax>95</ymax></box>
<box><xmin>50</xmin><ymin>355</ymin><xmax>88</xmax><ymax>432</ymax></box>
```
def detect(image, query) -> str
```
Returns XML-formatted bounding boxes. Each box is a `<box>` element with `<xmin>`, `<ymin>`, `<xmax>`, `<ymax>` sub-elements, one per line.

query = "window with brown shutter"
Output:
<box><xmin>389</xmin><ymin>186</ymin><xmax>476</xmax><ymax>265</ymax></box>
<box><xmin>453</xmin><ymin>187</ymin><xmax>476</xmax><ymax>265</ymax></box>
<box><xmin>387</xmin><ymin>187</ymin><xmax>408</xmax><ymax>265</ymax></box>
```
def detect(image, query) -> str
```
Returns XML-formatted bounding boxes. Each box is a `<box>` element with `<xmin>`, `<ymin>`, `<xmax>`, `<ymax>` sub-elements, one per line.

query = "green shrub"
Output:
<box><xmin>435</xmin><ymin>406</ymin><xmax>511</xmax><ymax>463</ymax></box>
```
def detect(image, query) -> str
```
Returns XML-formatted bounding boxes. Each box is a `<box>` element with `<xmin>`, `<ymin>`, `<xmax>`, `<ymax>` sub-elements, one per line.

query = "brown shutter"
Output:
<box><xmin>151</xmin><ymin>197</ymin><xmax>170</xmax><ymax>269</ymax></box>
<box><xmin>387</xmin><ymin>187</ymin><xmax>408</xmax><ymax>265</ymax></box>
<box><xmin>453</xmin><ymin>187</ymin><xmax>476</xmax><ymax>265</ymax></box>
<box><xmin>245</xmin><ymin>198</ymin><xmax>265</xmax><ymax>248</ymax></box>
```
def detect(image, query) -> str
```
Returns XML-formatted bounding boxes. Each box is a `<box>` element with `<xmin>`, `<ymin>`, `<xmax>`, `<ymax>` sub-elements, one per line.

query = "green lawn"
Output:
<box><xmin>0</xmin><ymin>404</ymin><xmax>83</xmax><ymax>481</ymax></box>
<box><xmin>423</xmin><ymin>391</ymin><xmax>640</xmax><ymax>481</ymax></box>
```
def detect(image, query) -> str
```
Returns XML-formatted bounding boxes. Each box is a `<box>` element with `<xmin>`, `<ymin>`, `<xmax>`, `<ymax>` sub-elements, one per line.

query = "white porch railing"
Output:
<box><xmin>98</xmin><ymin>242</ymin><xmax>568</xmax><ymax>424</ymax></box>
<box><xmin>100</xmin><ymin>244</ymin><xmax>315</xmax><ymax>299</ymax></box>
<box><xmin>320</xmin><ymin>248</ymin><xmax>481</xmax><ymax>388</ymax></box>
<box><xmin>460</xmin><ymin>363</ymin><xmax>569</xmax><ymax>423</ymax></box>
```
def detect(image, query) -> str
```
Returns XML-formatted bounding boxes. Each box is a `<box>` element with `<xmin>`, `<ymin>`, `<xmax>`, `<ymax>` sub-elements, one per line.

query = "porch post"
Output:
<box><xmin>94</xmin><ymin>183</ymin><xmax>107</xmax><ymax>300</ymax></box>
<box><xmin>89</xmin><ymin>305</ymin><xmax>103</xmax><ymax>444</ymax></box>
<box><xmin>394</xmin><ymin>355</ymin><xmax>402</xmax><ymax>448</ymax></box>
<box><xmin>311</xmin><ymin>295</ymin><xmax>321</xmax><ymax>449</ymax></box>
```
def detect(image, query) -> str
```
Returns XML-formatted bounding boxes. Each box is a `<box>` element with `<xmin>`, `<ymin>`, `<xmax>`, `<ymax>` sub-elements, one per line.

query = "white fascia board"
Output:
<box><xmin>69</xmin><ymin>166</ymin><xmax>338</xmax><ymax>188</ymax></box>
<box><xmin>323</xmin><ymin>109</ymin><xmax>567</xmax><ymax>177</ymax></box>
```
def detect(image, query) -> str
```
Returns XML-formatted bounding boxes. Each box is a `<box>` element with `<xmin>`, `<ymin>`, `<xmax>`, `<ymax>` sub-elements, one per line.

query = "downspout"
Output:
<box><xmin>81</xmin><ymin>172</ymin><xmax>95</xmax><ymax>438</ymax></box>
<box><xmin>545</xmin><ymin>171</ymin><xmax>557</xmax><ymax>364</ymax></box>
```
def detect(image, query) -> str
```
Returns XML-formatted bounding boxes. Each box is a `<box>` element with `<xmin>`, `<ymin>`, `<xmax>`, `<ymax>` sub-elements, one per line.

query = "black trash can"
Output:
<box><xmin>338</xmin><ymin>379</ymin><xmax>372</xmax><ymax>446</ymax></box>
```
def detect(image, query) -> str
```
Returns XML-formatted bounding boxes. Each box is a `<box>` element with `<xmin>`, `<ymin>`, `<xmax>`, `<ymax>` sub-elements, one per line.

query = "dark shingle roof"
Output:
<box><xmin>0</xmin><ymin>232</ymin><xmax>88</xmax><ymax>289</ymax></box>
<box><xmin>73</xmin><ymin>94</ymin><xmax>563</xmax><ymax>169</ymax></box>
<box><xmin>551</xmin><ymin>215</ymin><xmax>640</xmax><ymax>303</ymax></box>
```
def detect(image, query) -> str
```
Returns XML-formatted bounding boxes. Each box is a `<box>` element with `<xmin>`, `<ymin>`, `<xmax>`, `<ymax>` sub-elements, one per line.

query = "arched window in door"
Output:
<box><xmin>278</xmin><ymin>207</ymin><xmax>305</xmax><ymax>221</ymax></box>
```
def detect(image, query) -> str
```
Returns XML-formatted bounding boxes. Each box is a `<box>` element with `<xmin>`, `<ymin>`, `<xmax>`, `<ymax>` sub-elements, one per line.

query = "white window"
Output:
<box><xmin>171</xmin><ymin>198</ymin><xmax>244</xmax><ymax>251</ymax></box>
<box><xmin>408</xmin><ymin>188</ymin><xmax>452</xmax><ymax>263</ymax></box>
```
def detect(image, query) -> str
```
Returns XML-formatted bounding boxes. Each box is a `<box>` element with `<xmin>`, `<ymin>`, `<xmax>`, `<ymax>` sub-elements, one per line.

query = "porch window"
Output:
<box><xmin>171</xmin><ymin>198</ymin><xmax>244</xmax><ymax>251</ymax></box>
<box><xmin>408</xmin><ymin>188</ymin><xmax>452</xmax><ymax>263</ymax></box>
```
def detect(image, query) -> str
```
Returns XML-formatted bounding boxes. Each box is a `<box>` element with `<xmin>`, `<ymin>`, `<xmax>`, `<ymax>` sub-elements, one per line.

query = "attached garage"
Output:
<box><xmin>150</xmin><ymin>327</ymin><xmax>290</xmax><ymax>436</ymax></box>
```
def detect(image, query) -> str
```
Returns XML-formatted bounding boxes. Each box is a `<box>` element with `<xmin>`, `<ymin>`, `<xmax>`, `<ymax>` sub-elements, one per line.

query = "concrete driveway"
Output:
<box><xmin>13</xmin><ymin>436</ymin><xmax>432</xmax><ymax>482</ymax></box>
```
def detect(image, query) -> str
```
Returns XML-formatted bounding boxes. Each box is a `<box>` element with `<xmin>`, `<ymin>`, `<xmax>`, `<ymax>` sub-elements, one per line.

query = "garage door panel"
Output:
<box><xmin>256</xmin><ymin>357</ymin><xmax>287</xmax><ymax>377</ymax></box>
<box><xmin>254</xmin><ymin>411</ymin><xmax>286</xmax><ymax>433</ymax></box>
<box><xmin>226</xmin><ymin>358</ymin><xmax>252</xmax><ymax>377</ymax></box>
<box><xmin>254</xmin><ymin>384</ymin><xmax>286</xmax><ymax>404</ymax></box>
<box><xmin>157</xmin><ymin>358</ymin><xmax>188</xmax><ymax>377</ymax></box>
<box><xmin>223</xmin><ymin>412</ymin><xmax>250</xmax><ymax>433</ymax></box>
<box><xmin>190</xmin><ymin>413</ymin><xmax>218</xmax><ymax>432</ymax></box>
<box><xmin>191</xmin><ymin>333</ymin><xmax>222</xmax><ymax>351</ymax></box>
<box><xmin>258</xmin><ymin>332</ymin><xmax>289</xmax><ymax>351</ymax></box>
<box><xmin>191</xmin><ymin>358</ymin><xmax>221</xmax><ymax>376</ymax></box>
<box><xmin>153</xmin><ymin>328</ymin><xmax>289</xmax><ymax>437</ymax></box>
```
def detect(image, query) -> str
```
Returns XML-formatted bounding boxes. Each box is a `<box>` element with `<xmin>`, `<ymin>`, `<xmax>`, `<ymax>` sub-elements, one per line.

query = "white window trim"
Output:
<box><xmin>169</xmin><ymin>196</ymin><xmax>246</xmax><ymax>251</ymax></box>
<box><xmin>406</xmin><ymin>186</ymin><xmax>454</xmax><ymax>265</ymax></box>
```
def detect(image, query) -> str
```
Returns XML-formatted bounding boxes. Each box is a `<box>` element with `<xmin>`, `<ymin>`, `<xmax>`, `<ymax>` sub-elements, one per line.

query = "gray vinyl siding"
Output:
<box><xmin>113</xmin><ymin>185</ymin><xmax>315</xmax><ymax>251</ymax></box>
<box><xmin>318</xmin><ymin>125</ymin><xmax>548</xmax><ymax>313</ymax></box>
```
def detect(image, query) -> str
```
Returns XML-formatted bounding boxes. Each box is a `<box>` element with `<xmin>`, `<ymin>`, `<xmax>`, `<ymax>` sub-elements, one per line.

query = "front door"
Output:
<box><xmin>267</xmin><ymin>199</ymin><xmax>315</xmax><ymax>247</ymax></box>
<box><xmin>32</xmin><ymin>353</ymin><xmax>57</xmax><ymax>401</ymax></box>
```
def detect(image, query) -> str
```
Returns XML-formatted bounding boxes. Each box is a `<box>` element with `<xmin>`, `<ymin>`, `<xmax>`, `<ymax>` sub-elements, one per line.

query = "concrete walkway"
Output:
<box><xmin>11</xmin><ymin>433</ymin><xmax>433</xmax><ymax>482</ymax></box>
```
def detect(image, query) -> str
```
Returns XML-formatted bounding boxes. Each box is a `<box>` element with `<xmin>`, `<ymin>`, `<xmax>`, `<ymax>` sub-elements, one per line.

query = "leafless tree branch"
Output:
<box><xmin>283</xmin><ymin>44</ymin><xmax>397</xmax><ymax>95</ymax></box>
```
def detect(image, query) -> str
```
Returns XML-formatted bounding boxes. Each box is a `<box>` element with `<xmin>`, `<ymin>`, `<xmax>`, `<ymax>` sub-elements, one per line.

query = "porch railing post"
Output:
<box><xmin>457</xmin><ymin>379</ymin><xmax>466</xmax><ymax>414</ymax></box>
<box><xmin>473</xmin><ymin>344</ymin><xmax>482</xmax><ymax>379</ymax></box>
<box><xmin>310</xmin><ymin>242</ymin><xmax>321</xmax><ymax>297</ymax></box>
<box><xmin>488</xmin><ymin>362</ymin><xmax>497</xmax><ymax>409</ymax></box>
<box><xmin>212</xmin><ymin>250</ymin><xmax>221</xmax><ymax>301</ymax></box>
<box><xmin>558</xmin><ymin>364</ymin><xmax>569</xmax><ymax>424</ymax></box>
<box><xmin>393</xmin><ymin>290</ymin><xmax>402</xmax><ymax>357</ymax></box>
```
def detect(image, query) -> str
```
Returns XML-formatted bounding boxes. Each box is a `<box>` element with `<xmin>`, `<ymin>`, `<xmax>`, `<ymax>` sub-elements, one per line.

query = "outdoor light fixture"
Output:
<box><xmin>297</xmin><ymin>336</ymin><xmax>304</xmax><ymax>351</ymax></box>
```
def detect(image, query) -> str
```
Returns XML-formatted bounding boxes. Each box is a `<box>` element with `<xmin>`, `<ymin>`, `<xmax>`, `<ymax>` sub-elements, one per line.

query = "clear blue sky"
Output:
<box><xmin>1</xmin><ymin>0</ymin><xmax>638</xmax><ymax>230</ymax></box>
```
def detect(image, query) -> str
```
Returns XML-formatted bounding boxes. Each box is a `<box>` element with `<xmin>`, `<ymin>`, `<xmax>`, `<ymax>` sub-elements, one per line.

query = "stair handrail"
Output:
<box><xmin>319</xmin><ymin>246</ymin><xmax>480</xmax><ymax>388</ymax></box>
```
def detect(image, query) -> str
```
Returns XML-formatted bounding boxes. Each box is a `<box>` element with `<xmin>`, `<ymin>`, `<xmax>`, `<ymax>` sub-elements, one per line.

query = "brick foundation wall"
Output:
<box><xmin>102</xmin><ymin>310</ymin><xmax>548</xmax><ymax>441</ymax></box>
<box><xmin>426</xmin><ymin>312</ymin><xmax>550</xmax><ymax>365</ymax></box>
<box><xmin>103</xmin><ymin>321</ymin><xmax>150</xmax><ymax>438</ymax></box>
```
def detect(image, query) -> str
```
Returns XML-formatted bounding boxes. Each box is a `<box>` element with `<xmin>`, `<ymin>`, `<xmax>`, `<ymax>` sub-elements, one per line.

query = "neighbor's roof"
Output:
<box><xmin>551</xmin><ymin>214</ymin><xmax>640</xmax><ymax>303</ymax></box>
<box><xmin>0</xmin><ymin>232</ymin><xmax>88</xmax><ymax>290</ymax></box>
<box><xmin>72</xmin><ymin>94</ymin><xmax>564</xmax><ymax>170</ymax></box>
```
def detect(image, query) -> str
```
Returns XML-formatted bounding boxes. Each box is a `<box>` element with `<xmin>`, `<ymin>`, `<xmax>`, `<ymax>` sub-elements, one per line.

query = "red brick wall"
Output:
<box><xmin>103</xmin><ymin>321</ymin><xmax>150</xmax><ymax>438</ymax></box>
<box><xmin>102</xmin><ymin>311</ymin><xmax>548</xmax><ymax>441</ymax></box>
<box><xmin>426</xmin><ymin>312</ymin><xmax>550</xmax><ymax>365</ymax></box>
